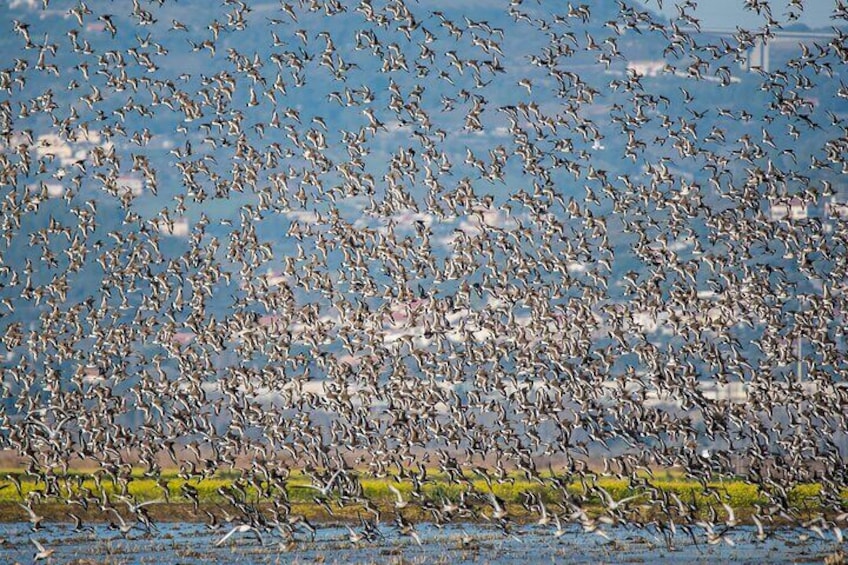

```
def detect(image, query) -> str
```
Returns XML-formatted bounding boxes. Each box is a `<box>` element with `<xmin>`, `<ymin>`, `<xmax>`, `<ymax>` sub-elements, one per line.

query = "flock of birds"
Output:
<box><xmin>0</xmin><ymin>0</ymin><xmax>847</xmax><ymax>558</ymax></box>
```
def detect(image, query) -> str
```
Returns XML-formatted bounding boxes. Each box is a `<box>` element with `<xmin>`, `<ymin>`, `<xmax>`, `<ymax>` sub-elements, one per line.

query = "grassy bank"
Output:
<box><xmin>0</xmin><ymin>469</ymin><xmax>844</xmax><ymax>524</ymax></box>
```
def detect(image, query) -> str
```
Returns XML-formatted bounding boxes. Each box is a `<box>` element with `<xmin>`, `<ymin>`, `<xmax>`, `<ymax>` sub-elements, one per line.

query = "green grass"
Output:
<box><xmin>0</xmin><ymin>468</ymin><xmax>844</xmax><ymax>523</ymax></box>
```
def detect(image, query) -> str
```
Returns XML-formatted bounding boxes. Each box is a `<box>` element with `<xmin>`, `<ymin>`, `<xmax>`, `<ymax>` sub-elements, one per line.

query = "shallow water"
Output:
<box><xmin>0</xmin><ymin>522</ymin><xmax>841</xmax><ymax>564</ymax></box>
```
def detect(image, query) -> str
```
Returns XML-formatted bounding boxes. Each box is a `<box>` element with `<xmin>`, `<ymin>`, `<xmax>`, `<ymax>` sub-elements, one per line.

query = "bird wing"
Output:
<box><xmin>489</xmin><ymin>491</ymin><xmax>502</xmax><ymax>511</ymax></box>
<box><xmin>388</xmin><ymin>484</ymin><xmax>403</xmax><ymax>502</ymax></box>
<box><xmin>722</xmin><ymin>502</ymin><xmax>735</xmax><ymax>523</ymax></box>
<box><xmin>326</xmin><ymin>469</ymin><xmax>342</xmax><ymax>490</ymax></box>
<box><xmin>31</xmin><ymin>538</ymin><xmax>46</xmax><ymax>553</ymax></box>
<box><xmin>293</xmin><ymin>484</ymin><xmax>322</xmax><ymax>491</ymax></box>
<box><xmin>18</xmin><ymin>503</ymin><xmax>37</xmax><ymax>520</ymax></box>
<box><xmin>251</xmin><ymin>526</ymin><xmax>264</xmax><ymax>546</ymax></box>
<box><xmin>113</xmin><ymin>509</ymin><xmax>127</xmax><ymax>528</ymax></box>
<box><xmin>618</xmin><ymin>493</ymin><xmax>643</xmax><ymax>505</ymax></box>
<box><xmin>753</xmin><ymin>515</ymin><xmax>764</xmax><ymax>537</ymax></box>
<box><xmin>215</xmin><ymin>526</ymin><xmax>239</xmax><ymax>546</ymax></box>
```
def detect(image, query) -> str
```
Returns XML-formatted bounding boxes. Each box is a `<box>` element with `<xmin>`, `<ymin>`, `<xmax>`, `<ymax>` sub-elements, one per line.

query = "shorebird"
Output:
<box><xmin>214</xmin><ymin>523</ymin><xmax>264</xmax><ymax>547</ymax></box>
<box><xmin>293</xmin><ymin>469</ymin><xmax>343</xmax><ymax>497</ymax></box>
<box><xmin>395</xmin><ymin>514</ymin><xmax>422</xmax><ymax>546</ymax></box>
<box><xmin>388</xmin><ymin>484</ymin><xmax>409</xmax><ymax>510</ymax></box>
<box><xmin>30</xmin><ymin>538</ymin><xmax>54</xmax><ymax>561</ymax></box>
<box><xmin>752</xmin><ymin>514</ymin><xmax>769</xmax><ymax>543</ymax></box>
<box><xmin>18</xmin><ymin>503</ymin><xmax>44</xmax><ymax>532</ymax></box>
<box><xmin>346</xmin><ymin>524</ymin><xmax>367</xmax><ymax>545</ymax></box>
<box><xmin>107</xmin><ymin>508</ymin><xmax>135</xmax><ymax>537</ymax></box>
<box><xmin>596</xmin><ymin>486</ymin><xmax>644</xmax><ymax>511</ymax></box>
<box><xmin>552</xmin><ymin>514</ymin><xmax>567</xmax><ymax>538</ymax></box>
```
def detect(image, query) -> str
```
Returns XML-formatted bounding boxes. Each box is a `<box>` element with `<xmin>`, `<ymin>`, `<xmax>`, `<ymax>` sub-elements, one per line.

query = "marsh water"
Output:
<box><xmin>0</xmin><ymin>522</ymin><xmax>842</xmax><ymax>564</ymax></box>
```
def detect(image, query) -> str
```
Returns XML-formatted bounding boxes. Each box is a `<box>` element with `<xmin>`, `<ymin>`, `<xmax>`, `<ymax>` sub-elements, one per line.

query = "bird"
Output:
<box><xmin>292</xmin><ymin>469</ymin><xmax>343</xmax><ymax>497</ymax></box>
<box><xmin>395</xmin><ymin>513</ymin><xmax>422</xmax><ymax>546</ymax></box>
<box><xmin>107</xmin><ymin>508</ymin><xmax>135</xmax><ymax>537</ymax></box>
<box><xmin>752</xmin><ymin>514</ymin><xmax>769</xmax><ymax>542</ymax></box>
<box><xmin>30</xmin><ymin>538</ymin><xmax>54</xmax><ymax>561</ymax></box>
<box><xmin>18</xmin><ymin>503</ymin><xmax>44</xmax><ymax>531</ymax></box>
<box><xmin>346</xmin><ymin>524</ymin><xmax>367</xmax><ymax>545</ymax></box>
<box><xmin>596</xmin><ymin>485</ymin><xmax>644</xmax><ymax>511</ymax></box>
<box><xmin>214</xmin><ymin>523</ymin><xmax>264</xmax><ymax>547</ymax></box>
<box><xmin>388</xmin><ymin>484</ymin><xmax>409</xmax><ymax>510</ymax></box>
<box><xmin>484</xmin><ymin>491</ymin><xmax>508</xmax><ymax>521</ymax></box>
<box><xmin>552</xmin><ymin>514</ymin><xmax>567</xmax><ymax>538</ymax></box>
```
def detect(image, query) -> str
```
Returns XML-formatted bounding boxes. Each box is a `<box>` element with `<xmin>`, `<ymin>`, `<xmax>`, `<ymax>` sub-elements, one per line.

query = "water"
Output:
<box><xmin>0</xmin><ymin>522</ymin><xmax>840</xmax><ymax>564</ymax></box>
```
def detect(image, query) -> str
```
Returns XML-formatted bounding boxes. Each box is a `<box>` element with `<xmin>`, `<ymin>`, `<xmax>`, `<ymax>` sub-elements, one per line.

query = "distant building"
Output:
<box><xmin>74</xmin><ymin>128</ymin><xmax>102</xmax><ymax>144</ymax></box>
<box><xmin>117</xmin><ymin>176</ymin><xmax>144</xmax><ymax>197</ymax></box>
<box><xmin>632</xmin><ymin>311</ymin><xmax>661</xmax><ymax>334</ymax></box>
<box><xmin>153</xmin><ymin>216</ymin><xmax>190</xmax><ymax>237</ymax></box>
<box><xmin>770</xmin><ymin>198</ymin><xmax>808</xmax><ymax>221</ymax></box>
<box><xmin>9</xmin><ymin>0</ymin><xmax>38</xmax><ymax>9</ymax></box>
<box><xmin>627</xmin><ymin>60</ymin><xmax>667</xmax><ymax>77</ymax></box>
<box><xmin>45</xmin><ymin>183</ymin><xmax>64</xmax><ymax>198</ymax></box>
<box><xmin>826</xmin><ymin>198</ymin><xmax>848</xmax><ymax>219</ymax></box>
<box><xmin>0</xmin><ymin>131</ymin><xmax>32</xmax><ymax>149</ymax></box>
<box><xmin>789</xmin><ymin>198</ymin><xmax>808</xmax><ymax>220</ymax></box>
<box><xmin>35</xmin><ymin>134</ymin><xmax>72</xmax><ymax>160</ymax></box>
<box><xmin>171</xmin><ymin>332</ymin><xmax>195</xmax><ymax>346</ymax></box>
<box><xmin>27</xmin><ymin>182</ymin><xmax>64</xmax><ymax>199</ymax></box>
<box><xmin>770</xmin><ymin>204</ymin><xmax>788</xmax><ymax>221</ymax></box>
<box><xmin>256</xmin><ymin>269</ymin><xmax>289</xmax><ymax>288</ymax></box>
<box><xmin>82</xmin><ymin>365</ymin><xmax>104</xmax><ymax>384</ymax></box>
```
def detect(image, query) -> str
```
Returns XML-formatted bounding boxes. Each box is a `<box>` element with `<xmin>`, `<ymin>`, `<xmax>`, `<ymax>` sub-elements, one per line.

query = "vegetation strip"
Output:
<box><xmin>0</xmin><ymin>470</ymin><xmax>843</xmax><ymax>524</ymax></box>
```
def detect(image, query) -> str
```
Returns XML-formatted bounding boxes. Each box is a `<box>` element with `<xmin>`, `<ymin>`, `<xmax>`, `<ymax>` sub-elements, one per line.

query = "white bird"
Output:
<box><xmin>483</xmin><ymin>490</ymin><xmax>508</xmax><ymax>520</ymax></box>
<box><xmin>597</xmin><ymin>486</ymin><xmax>643</xmax><ymax>511</ymax></box>
<box><xmin>108</xmin><ymin>508</ymin><xmax>135</xmax><ymax>537</ymax></box>
<box><xmin>752</xmin><ymin>514</ymin><xmax>768</xmax><ymax>542</ymax></box>
<box><xmin>536</xmin><ymin>500</ymin><xmax>550</xmax><ymax>526</ymax></box>
<box><xmin>18</xmin><ymin>503</ymin><xmax>43</xmax><ymax>531</ymax></box>
<box><xmin>552</xmin><ymin>514</ymin><xmax>566</xmax><ymax>538</ymax></box>
<box><xmin>31</xmin><ymin>538</ymin><xmax>54</xmax><ymax>561</ymax></box>
<box><xmin>118</xmin><ymin>496</ymin><xmax>162</xmax><ymax>514</ymax></box>
<box><xmin>294</xmin><ymin>469</ymin><xmax>343</xmax><ymax>497</ymax></box>
<box><xmin>346</xmin><ymin>525</ymin><xmax>366</xmax><ymax>544</ymax></box>
<box><xmin>215</xmin><ymin>523</ymin><xmax>263</xmax><ymax>547</ymax></box>
<box><xmin>388</xmin><ymin>484</ymin><xmax>409</xmax><ymax>510</ymax></box>
<box><xmin>716</xmin><ymin>504</ymin><xmax>738</xmax><ymax>530</ymax></box>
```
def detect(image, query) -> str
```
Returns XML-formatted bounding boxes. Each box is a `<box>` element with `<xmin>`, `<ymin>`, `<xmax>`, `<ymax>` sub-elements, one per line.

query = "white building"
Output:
<box><xmin>153</xmin><ymin>216</ymin><xmax>190</xmax><ymax>237</ymax></box>
<box><xmin>627</xmin><ymin>60</ymin><xmax>667</xmax><ymax>78</ymax></box>
<box><xmin>770</xmin><ymin>198</ymin><xmax>808</xmax><ymax>221</ymax></box>
<box><xmin>117</xmin><ymin>176</ymin><xmax>144</xmax><ymax>197</ymax></box>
